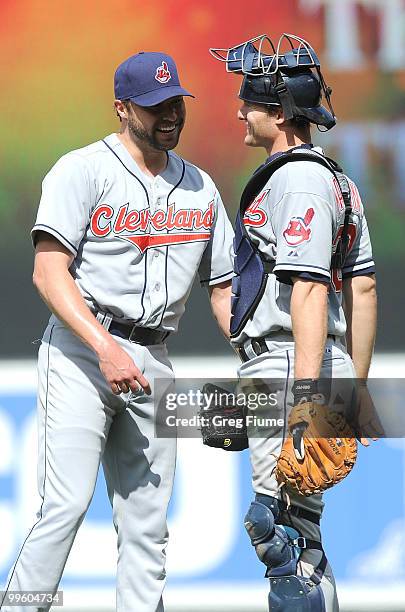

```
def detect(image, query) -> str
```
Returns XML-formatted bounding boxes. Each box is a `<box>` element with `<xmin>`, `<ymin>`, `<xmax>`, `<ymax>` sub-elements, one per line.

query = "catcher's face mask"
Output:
<box><xmin>210</xmin><ymin>33</ymin><xmax>336</xmax><ymax>131</ymax></box>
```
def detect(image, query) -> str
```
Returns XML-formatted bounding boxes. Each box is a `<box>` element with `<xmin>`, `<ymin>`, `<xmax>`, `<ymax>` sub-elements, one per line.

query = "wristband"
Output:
<box><xmin>292</xmin><ymin>379</ymin><xmax>319</xmax><ymax>404</ymax></box>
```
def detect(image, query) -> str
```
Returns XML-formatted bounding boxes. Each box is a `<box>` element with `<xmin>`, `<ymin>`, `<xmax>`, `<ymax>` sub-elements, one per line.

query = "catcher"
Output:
<box><xmin>207</xmin><ymin>34</ymin><xmax>379</xmax><ymax>611</ymax></box>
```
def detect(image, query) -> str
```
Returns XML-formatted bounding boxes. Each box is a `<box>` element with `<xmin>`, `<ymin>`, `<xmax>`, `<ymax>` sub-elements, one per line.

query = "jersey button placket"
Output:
<box><xmin>145</xmin><ymin>178</ymin><xmax>167</xmax><ymax>326</ymax></box>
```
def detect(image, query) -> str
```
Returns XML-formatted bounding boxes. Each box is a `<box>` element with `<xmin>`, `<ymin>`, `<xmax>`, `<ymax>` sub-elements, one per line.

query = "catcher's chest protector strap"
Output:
<box><xmin>230</xmin><ymin>152</ymin><xmax>352</xmax><ymax>337</ymax></box>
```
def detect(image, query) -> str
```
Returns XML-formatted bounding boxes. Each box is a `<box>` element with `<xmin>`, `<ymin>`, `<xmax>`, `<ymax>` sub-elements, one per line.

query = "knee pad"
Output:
<box><xmin>245</xmin><ymin>497</ymin><xmax>327</xmax><ymax>611</ymax></box>
<box><xmin>269</xmin><ymin>575</ymin><xmax>326</xmax><ymax>612</ymax></box>
<box><xmin>244</xmin><ymin>500</ymin><xmax>302</xmax><ymax>576</ymax></box>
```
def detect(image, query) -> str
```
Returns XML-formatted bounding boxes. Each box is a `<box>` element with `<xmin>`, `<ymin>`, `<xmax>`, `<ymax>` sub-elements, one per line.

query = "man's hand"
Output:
<box><xmin>352</xmin><ymin>383</ymin><xmax>384</xmax><ymax>447</ymax></box>
<box><xmin>34</xmin><ymin>233</ymin><xmax>150</xmax><ymax>396</ymax></box>
<box><xmin>343</xmin><ymin>275</ymin><xmax>378</xmax><ymax>446</ymax></box>
<box><xmin>97</xmin><ymin>337</ymin><xmax>151</xmax><ymax>396</ymax></box>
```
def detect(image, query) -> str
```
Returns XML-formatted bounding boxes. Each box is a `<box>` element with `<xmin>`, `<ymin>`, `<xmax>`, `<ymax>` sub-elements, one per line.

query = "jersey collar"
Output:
<box><xmin>103</xmin><ymin>133</ymin><xmax>181</xmax><ymax>184</ymax></box>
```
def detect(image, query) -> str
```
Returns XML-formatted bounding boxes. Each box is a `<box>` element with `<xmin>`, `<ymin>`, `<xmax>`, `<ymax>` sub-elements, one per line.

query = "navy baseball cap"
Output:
<box><xmin>114</xmin><ymin>51</ymin><xmax>194</xmax><ymax>107</ymax></box>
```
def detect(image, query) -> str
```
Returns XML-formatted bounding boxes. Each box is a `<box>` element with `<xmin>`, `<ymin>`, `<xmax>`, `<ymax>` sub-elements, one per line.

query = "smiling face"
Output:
<box><xmin>237</xmin><ymin>101</ymin><xmax>280</xmax><ymax>149</ymax></box>
<box><xmin>119</xmin><ymin>96</ymin><xmax>186</xmax><ymax>152</ymax></box>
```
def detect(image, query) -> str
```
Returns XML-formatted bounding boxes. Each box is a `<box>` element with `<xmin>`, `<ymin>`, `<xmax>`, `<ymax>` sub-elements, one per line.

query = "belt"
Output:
<box><xmin>93</xmin><ymin>310</ymin><xmax>169</xmax><ymax>345</ymax></box>
<box><xmin>235</xmin><ymin>332</ymin><xmax>337</xmax><ymax>363</ymax></box>
<box><xmin>108</xmin><ymin>320</ymin><xmax>169</xmax><ymax>345</ymax></box>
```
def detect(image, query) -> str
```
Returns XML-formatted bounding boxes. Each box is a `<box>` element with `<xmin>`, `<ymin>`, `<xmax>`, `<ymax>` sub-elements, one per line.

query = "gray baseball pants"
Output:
<box><xmin>0</xmin><ymin>316</ymin><xmax>176</xmax><ymax>612</ymax></box>
<box><xmin>238</xmin><ymin>334</ymin><xmax>357</xmax><ymax>612</ymax></box>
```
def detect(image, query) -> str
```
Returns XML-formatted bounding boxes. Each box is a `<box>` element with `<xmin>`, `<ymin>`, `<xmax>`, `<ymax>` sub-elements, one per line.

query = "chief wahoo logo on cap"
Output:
<box><xmin>155</xmin><ymin>61</ymin><xmax>171</xmax><ymax>84</ymax></box>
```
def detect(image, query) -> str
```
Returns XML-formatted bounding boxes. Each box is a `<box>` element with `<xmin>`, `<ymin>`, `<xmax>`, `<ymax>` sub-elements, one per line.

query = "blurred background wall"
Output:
<box><xmin>1</xmin><ymin>2</ymin><xmax>405</xmax><ymax>611</ymax></box>
<box><xmin>0</xmin><ymin>0</ymin><xmax>404</xmax><ymax>357</ymax></box>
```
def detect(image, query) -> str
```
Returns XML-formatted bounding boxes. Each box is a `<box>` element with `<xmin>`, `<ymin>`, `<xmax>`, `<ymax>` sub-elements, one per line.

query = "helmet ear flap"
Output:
<box><xmin>283</xmin><ymin>70</ymin><xmax>336</xmax><ymax>130</ymax></box>
<box><xmin>274</xmin><ymin>75</ymin><xmax>295</xmax><ymax>121</ymax></box>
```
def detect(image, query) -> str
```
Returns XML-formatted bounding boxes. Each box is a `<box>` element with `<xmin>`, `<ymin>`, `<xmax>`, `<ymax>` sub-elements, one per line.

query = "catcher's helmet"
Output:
<box><xmin>210</xmin><ymin>34</ymin><xmax>336</xmax><ymax>131</ymax></box>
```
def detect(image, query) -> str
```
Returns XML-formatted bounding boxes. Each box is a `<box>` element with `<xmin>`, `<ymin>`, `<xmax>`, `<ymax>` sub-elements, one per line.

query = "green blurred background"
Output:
<box><xmin>1</xmin><ymin>0</ymin><xmax>404</xmax><ymax>357</ymax></box>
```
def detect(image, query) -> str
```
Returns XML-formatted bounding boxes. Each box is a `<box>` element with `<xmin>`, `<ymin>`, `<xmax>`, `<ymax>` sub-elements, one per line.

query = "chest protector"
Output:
<box><xmin>231</xmin><ymin>151</ymin><xmax>352</xmax><ymax>338</ymax></box>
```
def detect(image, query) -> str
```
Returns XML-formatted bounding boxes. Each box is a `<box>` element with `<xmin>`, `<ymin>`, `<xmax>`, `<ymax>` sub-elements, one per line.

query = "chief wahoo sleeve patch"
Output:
<box><xmin>283</xmin><ymin>207</ymin><xmax>315</xmax><ymax>246</ymax></box>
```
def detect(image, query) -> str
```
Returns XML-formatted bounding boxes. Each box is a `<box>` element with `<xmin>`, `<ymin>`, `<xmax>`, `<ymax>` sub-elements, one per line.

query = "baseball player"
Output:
<box><xmin>210</xmin><ymin>34</ymin><xmax>377</xmax><ymax>611</ymax></box>
<box><xmin>1</xmin><ymin>52</ymin><xmax>233</xmax><ymax>612</ymax></box>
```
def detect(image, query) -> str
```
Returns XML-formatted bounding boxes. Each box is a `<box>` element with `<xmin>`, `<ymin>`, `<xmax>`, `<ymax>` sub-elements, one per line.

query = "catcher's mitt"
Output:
<box><xmin>198</xmin><ymin>383</ymin><xmax>248</xmax><ymax>451</ymax></box>
<box><xmin>275</xmin><ymin>402</ymin><xmax>357</xmax><ymax>496</ymax></box>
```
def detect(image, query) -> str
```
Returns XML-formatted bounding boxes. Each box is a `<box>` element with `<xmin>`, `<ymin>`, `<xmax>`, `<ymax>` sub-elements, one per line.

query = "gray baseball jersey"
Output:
<box><xmin>232</xmin><ymin>146</ymin><xmax>375</xmax><ymax>344</ymax></box>
<box><xmin>32</xmin><ymin>133</ymin><xmax>234</xmax><ymax>329</ymax></box>
<box><xmin>1</xmin><ymin>135</ymin><xmax>234</xmax><ymax>612</ymax></box>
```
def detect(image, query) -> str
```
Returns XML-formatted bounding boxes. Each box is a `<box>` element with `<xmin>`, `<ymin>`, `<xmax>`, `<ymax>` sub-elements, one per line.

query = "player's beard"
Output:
<box><xmin>127</xmin><ymin>116</ymin><xmax>183</xmax><ymax>151</ymax></box>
